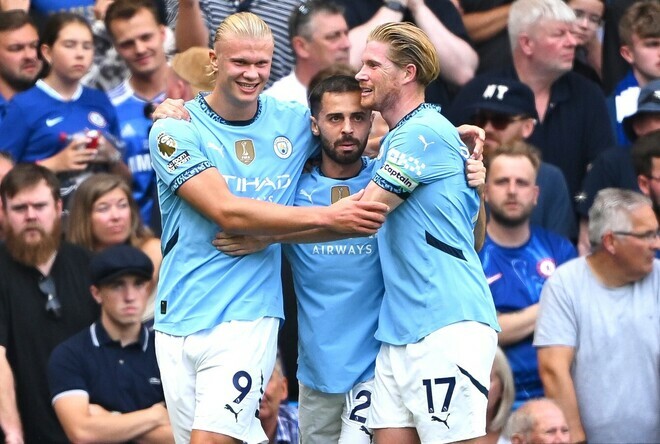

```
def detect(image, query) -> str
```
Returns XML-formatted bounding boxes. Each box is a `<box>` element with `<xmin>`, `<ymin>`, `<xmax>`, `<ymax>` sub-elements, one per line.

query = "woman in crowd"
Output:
<box><xmin>568</xmin><ymin>0</ymin><xmax>606</xmax><ymax>81</ymax></box>
<box><xmin>0</xmin><ymin>12</ymin><xmax>127</xmax><ymax>204</ymax></box>
<box><xmin>67</xmin><ymin>173</ymin><xmax>161</xmax><ymax>321</ymax></box>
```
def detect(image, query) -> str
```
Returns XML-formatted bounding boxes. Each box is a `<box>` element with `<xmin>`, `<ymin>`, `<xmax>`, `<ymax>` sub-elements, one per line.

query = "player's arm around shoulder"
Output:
<box><xmin>149</xmin><ymin>118</ymin><xmax>386</xmax><ymax>236</ymax></box>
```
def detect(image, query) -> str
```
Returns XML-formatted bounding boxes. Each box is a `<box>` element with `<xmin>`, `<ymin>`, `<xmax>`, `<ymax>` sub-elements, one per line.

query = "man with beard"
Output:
<box><xmin>282</xmin><ymin>74</ymin><xmax>381</xmax><ymax>444</ymax></box>
<box><xmin>0</xmin><ymin>164</ymin><xmax>98</xmax><ymax>443</ymax></box>
<box><xmin>479</xmin><ymin>141</ymin><xmax>576</xmax><ymax>409</ymax></box>
<box><xmin>0</xmin><ymin>10</ymin><xmax>40</xmax><ymax>123</ymax></box>
<box><xmin>449</xmin><ymin>76</ymin><xmax>575</xmax><ymax>240</ymax></box>
<box><xmin>354</xmin><ymin>22</ymin><xmax>498</xmax><ymax>443</ymax></box>
<box><xmin>214</xmin><ymin>73</ymin><xmax>487</xmax><ymax>443</ymax></box>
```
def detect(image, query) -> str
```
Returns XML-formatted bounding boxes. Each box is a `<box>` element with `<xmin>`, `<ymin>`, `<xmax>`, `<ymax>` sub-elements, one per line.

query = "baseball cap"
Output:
<box><xmin>623</xmin><ymin>79</ymin><xmax>660</xmax><ymax>141</ymax></box>
<box><xmin>170</xmin><ymin>47</ymin><xmax>216</xmax><ymax>95</ymax></box>
<box><xmin>462</xmin><ymin>76</ymin><xmax>539</xmax><ymax>121</ymax></box>
<box><xmin>90</xmin><ymin>245</ymin><xmax>153</xmax><ymax>287</ymax></box>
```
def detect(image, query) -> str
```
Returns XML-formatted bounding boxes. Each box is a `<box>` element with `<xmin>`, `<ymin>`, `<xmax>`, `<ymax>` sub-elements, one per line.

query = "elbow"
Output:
<box><xmin>64</xmin><ymin>429</ymin><xmax>98</xmax><ymax>444</ymax></box>
<box><xmin>215</xmin><ymin>214</ymin><xmax>247</xmax><ymax>235</ymax></box>
<box><xmin>452</xmin><ymin>63</ymin><xmax>477</xmax><ymax>86</ymax></box>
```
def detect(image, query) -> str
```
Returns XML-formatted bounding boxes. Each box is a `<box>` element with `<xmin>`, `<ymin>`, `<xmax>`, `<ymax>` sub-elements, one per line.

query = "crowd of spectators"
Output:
<box><xmin>0</xmin><ymin>0</ymin><xmax>658</xmax><ymax>442</ymax></box>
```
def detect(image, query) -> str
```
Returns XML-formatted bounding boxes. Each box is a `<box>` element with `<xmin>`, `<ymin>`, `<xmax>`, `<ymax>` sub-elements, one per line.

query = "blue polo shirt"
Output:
<box><xmin>47</xmin><ymin>321</ymin><xmax>164</xmax><ymax>413</ymax></box>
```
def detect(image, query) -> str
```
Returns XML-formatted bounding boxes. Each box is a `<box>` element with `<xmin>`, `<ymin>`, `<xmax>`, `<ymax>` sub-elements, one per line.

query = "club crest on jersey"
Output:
<box><xmin>331</xmin><ymin>185</ymin><xmax>350</xmax><ymax>203</ymax></box>
<box><xmin>157</xmin><ymin>133</ymin><xmax>177</xmax><ymax>159</ymax></box>
<box><xmin>537</xmin><ymin>258</ymin><xmax>556</xmax><ymax>278</ymax></box>
<box><xmin>235</xmin><ymin>139</ymin><xmax>255</xmax><ymax>165</ymax></box>
<box><xmin>273</xmin><ymin>136</ymin><xmax>293</xmax><ymax>159</ymax></box>
<box><xmin>88</xmin><ymin>111</ymin><xmax>107</xmax><ymax>128</ymax></box>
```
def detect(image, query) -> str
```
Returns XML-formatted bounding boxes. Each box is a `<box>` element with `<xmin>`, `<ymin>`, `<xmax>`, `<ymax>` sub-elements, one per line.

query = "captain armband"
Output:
<box><xmin>373</xmin><ymin>161</ymin><xmax>419</xmax><ymax>199</ymax></box>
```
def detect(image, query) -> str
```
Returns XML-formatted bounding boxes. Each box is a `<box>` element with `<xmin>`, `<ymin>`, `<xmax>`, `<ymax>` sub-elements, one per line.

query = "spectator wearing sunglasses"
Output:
<box><xmin>448</xmin><ymin>76</ymin><xmax>576</xmax><ymax>240</ymax></box>
<box><xmin>448</xmin><ymin>0</ymin><xmax>613</xmax><ymax>221</ymax></box>
<box><xmin>0</xmin><ymin>163</ymin><xmax>98</xmax><ymax>444</ymax></box>
<box><xmin>48</xmin><ymin>245</ymin><xmax>173</xmax><ymax>443</ymax></box>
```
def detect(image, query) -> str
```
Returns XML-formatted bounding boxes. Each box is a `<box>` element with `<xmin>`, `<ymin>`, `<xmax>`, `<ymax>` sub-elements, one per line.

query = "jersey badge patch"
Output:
<box><xmin>166</xmin><ymin>151</ymin><xmax>191</xmax><ymax>172</ymax></box>
<box><xmin>235</xmin><ymin>139</ymin><xmax>255</xmax><ymax>165</ymax></box>
<box><xmin>88</xmin><ymin>111</ymin><xmax>107</xmax><ymax>128</ymax></box>
<box><xmin>537</xmin><ymin>258</ymin><xmax>556</xmax><ymax>279</ymax></box>
<box><xmin>331</xmin><ymin>185</ymin><xmax>350</xmax><ymax>203</ymax></box>
<box><xmin>273</xmin><ymin>136</ymin><xmax>293</xmax><ymax>159</ymax></box>
<box><xmin>157</xmin><ymin>133</ymin><xmax>177</xmax><ymax>159</ymax></box>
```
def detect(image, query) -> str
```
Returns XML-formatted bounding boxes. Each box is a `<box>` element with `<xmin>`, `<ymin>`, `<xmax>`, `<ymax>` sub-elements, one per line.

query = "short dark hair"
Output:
<box><xmin>0</xmin><ymin>9</ymin><xmax>36</xmax><ymax>34</ymax></box>
<box><xmin>631</xmin><ymin>130</ymin><xmax>660</xmax><ymax>178</ymax></box>
<box><xmin>308</xmin><ymin>73</ymin><xmax>361</xmax><ymax>117</ymax></box>
<box><xmin>288</xmin><ymin>0</ymin><xmax>344</xmax><ymax>42</ymax></box>
<box><xmin>105</xmin><ymin>0</ymin><xmax>159</xmax><ymax>37</ymax></box>
<box><xmin>0</xmin><ymin>163</ymin><xmax>60</xmax><ymax>208</ymax></box>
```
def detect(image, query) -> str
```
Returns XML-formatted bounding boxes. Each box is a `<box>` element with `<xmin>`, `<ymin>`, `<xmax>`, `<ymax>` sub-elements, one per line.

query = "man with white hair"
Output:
<box><xmin>504</xmin><ymin>398</ymin><xmax>570</xmax><ymax>444</ymax></box>
<box><xmin>535</xmin><ymin>188</ymin><xmax>660</xmax><ymax>443</ymax></box>
<box><xmin>449</xmin><ymin>0</ymin><xmax>614</xmax><ymax>216</ymax></box>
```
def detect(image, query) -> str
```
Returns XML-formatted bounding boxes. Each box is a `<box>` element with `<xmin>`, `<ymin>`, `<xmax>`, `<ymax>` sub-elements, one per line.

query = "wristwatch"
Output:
<box><xmin>383</xmin><ymin>0</ymin><xmax>406</xmax><ymax>13</ymax></box>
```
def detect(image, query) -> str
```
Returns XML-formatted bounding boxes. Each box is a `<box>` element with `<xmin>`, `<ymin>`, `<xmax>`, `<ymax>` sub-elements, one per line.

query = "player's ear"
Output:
<box><xmin>279</xmin><ymin>376</ymin><xmax>289</xmax><ymax>401</ymax></box>
<box><xmin>310</xmin><ymin>116</ymin><xmax>320</xmax><ymax>136</ymax></box>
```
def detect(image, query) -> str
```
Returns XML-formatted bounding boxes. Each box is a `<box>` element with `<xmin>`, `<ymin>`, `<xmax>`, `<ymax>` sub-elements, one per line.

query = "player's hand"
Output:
<box><xmin>466</xmin><ymin>157</ymin><xmax>486</xmax><ymax>189</ymax></box>
<box><xmin>457</xmin><ymin>124</ymin><xmax>485</xmax><ymax>160</ymax></box>
<box><xmin>152</xmin><ymin>99</ymin><xmax>190</xmax><ymax>122</ymax></box>
<box><xmin>212</xmin><ymin>232</ymin><xmax>271</xmax><ymax>256</ymax></box>
<box><xmin>325</xmin><ymin>189</ymin><xmax>388</xmax><ymax>235</ymax></box>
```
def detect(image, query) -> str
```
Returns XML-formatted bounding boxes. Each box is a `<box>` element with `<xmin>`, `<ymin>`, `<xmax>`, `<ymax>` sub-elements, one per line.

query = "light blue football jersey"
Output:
<box><xmin>371</xmin><ymin>104</ymin><xmax>499</xmax><ymax>345</ymax></box>
<box><xmin>149</xmin><ymin>94</ymin><xmax>315</xmax><ymax>336</ymax></box>
<box><xmin>109</xmin><ymin>80</ymin><xmax>165</xmax><ymax>227</ymax></box>
<box><xmin>283</xmin><ymin>158</ymin><xmax>382</xmax><ymax>393</ymax></box>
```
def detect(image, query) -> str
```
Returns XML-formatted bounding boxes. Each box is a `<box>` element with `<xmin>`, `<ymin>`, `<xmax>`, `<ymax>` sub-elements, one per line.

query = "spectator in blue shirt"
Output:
<box><xmin>0</xmin><ymin>10</ymin><xmax>40</xmax><ymax>123</ymax></box>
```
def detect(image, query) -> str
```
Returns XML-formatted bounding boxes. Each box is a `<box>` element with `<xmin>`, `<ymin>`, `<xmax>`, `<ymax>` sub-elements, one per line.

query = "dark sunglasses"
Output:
<box><xmin>38</xmin><ymin>275</ymin><xmax>62</xmax><ymax>319</ymax></box>
<box><xmin>473</xmin><ymin>112</ymin><xmax>527</xmax><ymax>130</ymax></box>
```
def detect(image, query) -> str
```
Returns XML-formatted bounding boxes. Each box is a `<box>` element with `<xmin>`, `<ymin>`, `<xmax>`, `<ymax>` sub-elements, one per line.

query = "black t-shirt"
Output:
<box><xmin>0</xmin><ymin>242</ymin><xmax>99</xmax><ymax>443</ymax></box>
